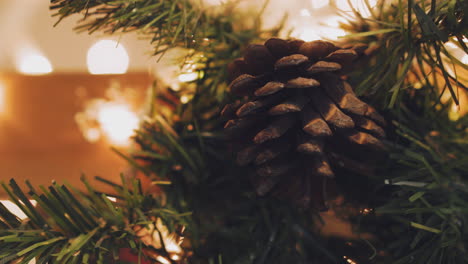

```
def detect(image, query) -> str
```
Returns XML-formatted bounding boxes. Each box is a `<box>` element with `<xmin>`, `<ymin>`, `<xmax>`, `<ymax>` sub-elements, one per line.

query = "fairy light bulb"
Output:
<box><xmin>97</xmin><ymin>103</ymin><xmax>139</xmax><ymax>146</ymax></box>
<box><xmin>16</xmin><ymin>48</ymin><xmax>53</xmax><ymax>75</ymax></box>
<box><xmin>87</xmin><ymin>40</ymin><xmax>129</xmax><ymax>74</ymax></box>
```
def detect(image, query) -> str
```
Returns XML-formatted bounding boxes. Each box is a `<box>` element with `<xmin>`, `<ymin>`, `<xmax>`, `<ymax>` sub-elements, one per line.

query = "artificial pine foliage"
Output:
<box><xmin>223</xmin><ymin>38</ymin><xmax>386</xmax><ymax>208</ymax></box>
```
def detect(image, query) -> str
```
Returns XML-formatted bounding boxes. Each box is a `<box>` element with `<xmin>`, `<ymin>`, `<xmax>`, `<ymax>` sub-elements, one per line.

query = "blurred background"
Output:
<box><xmin>0</xmin><ymin>0</ymin><xmax>154</xmax><ymax>196</ymax></box>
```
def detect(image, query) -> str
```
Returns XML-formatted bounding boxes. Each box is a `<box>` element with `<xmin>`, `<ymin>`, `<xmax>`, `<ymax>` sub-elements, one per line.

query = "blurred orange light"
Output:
<box><xmin>97</xmin><ymin>103</ymin><xmax>139</xmax><ymax>146</ymax></box>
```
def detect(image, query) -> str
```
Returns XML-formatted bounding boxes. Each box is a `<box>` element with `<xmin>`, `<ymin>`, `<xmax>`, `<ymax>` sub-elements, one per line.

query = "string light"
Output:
<box><xmin>87</xmin><ymin>40</ymin><xmax>129</xmax><ymax>75</ymax></box>
<box><xmin>156</xmin><ymin>256</ymin><xmax>171</xmax><ymax>264</ymax></box>
<box><xmin>449</xmin><ymin>103</ymin><xmax>461</xmax><ymax>121</ymax></box>
<box><xmin>106</xmin><ymin>196</ymin><xmax>118</xmax><ymax>202</ymax></box>
<box><xmin>96</xmin><ymin>103</ymin><xmax>139</xmax><ymax>146</ymax></box>
<box><xmin>15</xmin><ymin>47</ymin><xmax>53</xmax><ymax>75</ymax></box>
<box><xmin>75</xmin><ymin>86</ymin><xmax>140</xmax><ymax>147</ymax></box>
<box><xmin>180</xmin><ymin>95</ymin><xmax>191</xmax><ymax>104</ymax></box>
<box><xmin>178</xmin><ymin>72</ymin><xmax>199</xmax><ymax>83</ymax></box>
<box><xmin>360</xmin><ymin>208</ymin><xmax>373</xmax><ymax>215</ymax></box>
<box><xmin>134</xmin><ymin>218</ymin><xmax>184</xmax><ymax>263</ymax></box>
<box><xmin>343</xmin><ymin>256</ymin><xmax>358</xmax><ymax>264</ymax></box>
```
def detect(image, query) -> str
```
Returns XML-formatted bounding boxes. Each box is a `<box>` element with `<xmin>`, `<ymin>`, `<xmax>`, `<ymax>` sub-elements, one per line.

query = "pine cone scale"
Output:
<box><xmin>255</xmin><ymin>81</ymin><xmax>285</xmax><ymax>96</ymax></box>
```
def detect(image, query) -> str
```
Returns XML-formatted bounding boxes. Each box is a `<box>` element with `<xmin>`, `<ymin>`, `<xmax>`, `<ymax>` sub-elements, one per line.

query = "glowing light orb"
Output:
<box><xmin>97</xmin><ymin>103</ymin><xmax>139</xmax><ymax>146</ymax></box>
<box><xmin>1</xmin><ymin>200</ymin><xmax>38</xmax><ymax>220</ymax></box>
<box><xmin>87</xmin><ymin>40</ymin><xmax>129</xmax><ymax>75</ymax></box>
<box><xmin>16</xmin><ymin>51</ymin><xmax>53</xmax><ymax>75</ymax></box>
<box><xmin>178</xmin><ymin>72</ymin><xmax>199</xmax><ymax>83</ymax></box>
<box><xmin>180</xmin><ymin>95</ymin><xmax>191</xmax><ymax>104</ymax></box>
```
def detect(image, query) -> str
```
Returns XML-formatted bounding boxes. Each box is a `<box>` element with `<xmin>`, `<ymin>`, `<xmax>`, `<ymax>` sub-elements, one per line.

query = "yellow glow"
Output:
<box><xmin>87</xmin><ymin>40</ymin><xmax>129</xmax><ymax>75</ymax></box>
<box><xmin>97</xmin><ymin>103</ymin><xmax>139</xmax><ymax>146</ymax></box>
<box><xmin>16</xmin><ymin>48</ymin><xmax>53</xmax><ymax>75</ymax></box>
<box><xmin>1</xmin><ymin>200</ymin><xmax>38</xmax><ymax>220</ymax></box>
<box><xmin>180</xmin><ymin>95</ymin><xmax>191</xmax><ymax>104</ymax></box>
<box><xmin>311</xmin><ymin>0</ymin><xmax>330</xmax><ymax>9</ymax></box>
<box><xmin>178</xmin><ymin>72</ymin><xmax>199</xmax><ymax>83</ymax></box>
<box><xmin>449</xmin><ymin>103</ymin><xmax>460</xmax><ymax>121</ymax></box>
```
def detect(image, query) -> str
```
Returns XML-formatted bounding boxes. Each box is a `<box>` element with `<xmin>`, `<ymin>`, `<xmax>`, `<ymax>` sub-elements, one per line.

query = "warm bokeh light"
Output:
<box><xmin>75</xmin><ymin>85</ymin><xmax>142</xmax><ymax>147</ymax></box>
<box><xmin>16</xmin><ymin>49</ymin><xmax>53</xmax><ymax>75</ymax></box>
<box><xmin>294</xmin><ymin>16</ymin><xmax>347</xmax><ymax>41</ymax></box>
<box><xmin>343</xmin><ymin>256</ymin><xmax>358</xmax><ymax>264</ymax></box>
<box><xmin>87</xmin><ymin>40</ymin><xmax>129</xmax><ymax>75</ymax></box>
<box><xmin>449</xmin><ymin>103</ymin><xmax>461</xmax><ymax>121</ymax></box>
<box><xmin>97</xmin><ymin>103</ymin><xmax>139</xmax><ymax>146</ymax></box>
<box><xmin>84</xmin><ymin>127</ymin><xmax>101</xmax><ymax>143</ymax></box>
<box><xmin>298</xmin><ymin>28</ymin><xmax>321</xmax><ymax>41</ymax></box>
<box><xmin>178</xmin><ymin>72</ymin><xmax>199</xmax><ymax>83</ymax></box>
<box><xmin>134</xmin><ymin>218</ymin><xmax>184</xmax><ymax>263</ymax></box>
<box><xmin>1</xmin><ymin>200</ymin><xmax>38</xmax><ymax>220</ymax></box>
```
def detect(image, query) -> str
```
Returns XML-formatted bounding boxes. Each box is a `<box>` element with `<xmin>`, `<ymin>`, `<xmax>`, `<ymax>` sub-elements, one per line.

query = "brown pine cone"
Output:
<box><xmin>222</xmin><ymin>38</ymin><xmax>386</xmax><ymax>209</ymax></box>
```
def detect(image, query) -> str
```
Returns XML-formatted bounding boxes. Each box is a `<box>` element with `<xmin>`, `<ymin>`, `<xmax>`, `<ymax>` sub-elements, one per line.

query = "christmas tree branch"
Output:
<box><xmin>51</xmin><ymin>0</ymin><xmax>215</xmax><ymax>55</ymax></box>
<box><xmin>342</xmin><ymin>0</ymin><xmax>467</xmax><ymax>108</ymax></box>
<box><xmin>0</xmin><ymin>176</ymin><xmax>189</xmax><ymax>264</ymax></box>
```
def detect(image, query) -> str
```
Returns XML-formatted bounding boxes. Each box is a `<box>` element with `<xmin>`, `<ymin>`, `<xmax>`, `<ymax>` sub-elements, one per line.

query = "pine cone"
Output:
<box><xmin>222</xmin><ymin>38</ymin><xmax>386</xmax><ymax>209</ymax></box>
